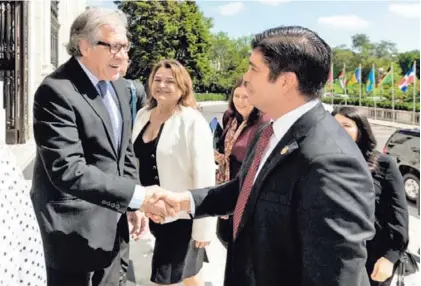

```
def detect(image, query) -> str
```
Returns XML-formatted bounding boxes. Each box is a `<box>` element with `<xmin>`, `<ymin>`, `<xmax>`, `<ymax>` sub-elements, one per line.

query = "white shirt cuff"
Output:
<box><xmin>128</xmin><ymin>185</ymin><xmax>146</xmax><ymax>209</ymax></box>
<box><xmin>188</xmin><ymin>191</ymin><xmax>196</xmax><ymax>217</ymax></box>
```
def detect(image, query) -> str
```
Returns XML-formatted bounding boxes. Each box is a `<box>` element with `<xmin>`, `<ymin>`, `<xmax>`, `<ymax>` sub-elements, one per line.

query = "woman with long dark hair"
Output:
<box><xmin>214</xmin><ymin>77</ymin><xmax>270</xmax><ymax>248</ymax></box>
<box><xmin>332</xmin><ymin>106</ymin><xmax>409</xmax><ymax>286</ymax></box>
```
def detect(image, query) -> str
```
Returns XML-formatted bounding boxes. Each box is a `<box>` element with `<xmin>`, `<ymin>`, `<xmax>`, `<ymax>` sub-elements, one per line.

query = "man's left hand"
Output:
<box><xmin>371</xmin><ymin>257</ymin><xmax>394</xmax><ymax>282</ymax></box>
<box><xmin>128</xmin><ymin>211</ymin><xmax>148</xmax><ymax>241</ymax></box>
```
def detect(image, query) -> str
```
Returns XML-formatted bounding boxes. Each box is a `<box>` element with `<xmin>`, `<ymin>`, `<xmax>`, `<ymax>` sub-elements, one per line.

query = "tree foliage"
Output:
<box><xmin>114</xmin><ymin>1</ymin><xmax>418</xmax><ymax>99</ymax></box>
<box><xmin>115</xmin><ymin>0</ymin><xmax>213</xmax><ymax>89</ymax></box>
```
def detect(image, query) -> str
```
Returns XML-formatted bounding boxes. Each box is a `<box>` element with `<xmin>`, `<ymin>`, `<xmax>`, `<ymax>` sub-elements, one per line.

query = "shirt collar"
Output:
<box><xmin>76</xmin><ymin>58</ymin><xmax>107</xmax><ymax>88</ymax></box>
<box><xmin>272</xmin><ymin>99</ymin><xmax>320</xmax><ymax>141</ymax></box>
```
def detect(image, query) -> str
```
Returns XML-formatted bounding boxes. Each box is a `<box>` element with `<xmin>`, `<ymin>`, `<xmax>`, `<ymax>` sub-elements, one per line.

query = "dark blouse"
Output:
<box><xmin>367</xmin><ymin>151</ymin><xmax>409</xmax><ymax>264</ymax></box>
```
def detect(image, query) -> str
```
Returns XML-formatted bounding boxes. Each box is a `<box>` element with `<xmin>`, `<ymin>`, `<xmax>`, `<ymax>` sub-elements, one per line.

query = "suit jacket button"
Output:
<box><xmin>116</xmin><ymin>204</ymin><xmax>120</xmax><ymax>209</ymax></box>
<box><xmin>111</xmin><ymin>203</ymin><xmax>115</xmax><ymax>208</ymax></box>
<box><xmin>106</xmin><ymin>201</ymin><xmax>111</xmax><ymax>206</ymax></box>
<box><xmin>151</xmin><ymin>154</ymin><xmax>155</xmax><ymax>158</ymax></box>
<box><xmin>154</xmin><ymin>176</ymin><xmax>158</xmax><ymax>180</ymax></box>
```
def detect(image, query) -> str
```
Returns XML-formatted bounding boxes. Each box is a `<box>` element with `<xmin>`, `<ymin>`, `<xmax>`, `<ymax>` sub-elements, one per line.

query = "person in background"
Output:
<box><xmin>121</xmin><ymin>57</ymin><xmax>147</xmax><ymax>125</ymax></box>
<box><xmin>132</xmin><ymin>59</ymin><xmax>216</xmax><ymax>286</ymax></box>
<box><xmin>333</xmin><ymin>106</ymin><xmax>409</xmax><ymax>286</ymax></box>
<box><xmin>214</xmin><ymin>77</ymin><xmax>270</xmax><ymax>248</ymax></box>
<box><xmin>0</xmin><ymin>145</ymin><xmax>47</xmax><ymax>286</ymax></box>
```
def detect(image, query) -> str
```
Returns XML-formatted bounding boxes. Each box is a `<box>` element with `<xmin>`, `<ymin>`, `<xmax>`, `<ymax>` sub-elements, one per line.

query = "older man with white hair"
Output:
<box><xmin>30</xmin><ymin>7</ymin><xmax>166</xmax><ymax>286</ymax></box>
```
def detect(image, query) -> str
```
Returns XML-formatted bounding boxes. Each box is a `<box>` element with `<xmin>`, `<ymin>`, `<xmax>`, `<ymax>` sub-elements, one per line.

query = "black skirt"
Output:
<box><xmin>149</xmin><ymin>220</ymin><xmax>209</xmax><ymax>284</ymax></box>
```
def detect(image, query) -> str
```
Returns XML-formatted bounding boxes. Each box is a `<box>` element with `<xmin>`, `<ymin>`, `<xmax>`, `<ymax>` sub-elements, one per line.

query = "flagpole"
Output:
<box><xmin>359</xmin><ymin>63</ymin><xmax>362</xmax><ymax>107</ymax></box>
<box><xmin>391</xmin><ymin>62</ymin><xmax>395</xmax><ymax>122</ymax></box>
<box><xmin>373</xmin><ymin>63</ymin><xmax>377</xmax><ymax>120</ymax></box>
<box><xmin>413</xmin><ymin>61</ymin><xmax>417</xmax><ymax>125</ymax></box>
<box><xmin>331</xmin><ymin>63</ymin><xmax>334</xmax><ymax>106</ymax></box>
<box><xmin>344</xmin><ymin>63</ymin><xmax>347</xmax><ymax>105</ymax></box>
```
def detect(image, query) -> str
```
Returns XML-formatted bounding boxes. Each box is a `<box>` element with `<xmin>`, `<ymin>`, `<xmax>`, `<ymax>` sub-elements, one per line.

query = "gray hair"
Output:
<box><xmin>66</xmin><ymin>7</ymin><xmax>128</xmax><ymax>57</ymax></box>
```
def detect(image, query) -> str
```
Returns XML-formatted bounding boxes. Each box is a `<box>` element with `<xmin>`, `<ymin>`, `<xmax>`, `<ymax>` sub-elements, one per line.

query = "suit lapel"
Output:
<box><xmin>236</xmin><ymin>127</ymin><xmax>298</xmax><ymax>238</ymax></box>
<box><xmin>236</xmin><ymin>103</ymin><xmax>328</xmax><ymax>239</ymax></box>
<box><xmin>111</xmin><ymin>79</ymin><xmax>130</xmax><ymax>162</ymax></box>
<box><xmin>68</xmin><ymin>58</ymin><xmax>118</xmax><ymax>158</ymax></box>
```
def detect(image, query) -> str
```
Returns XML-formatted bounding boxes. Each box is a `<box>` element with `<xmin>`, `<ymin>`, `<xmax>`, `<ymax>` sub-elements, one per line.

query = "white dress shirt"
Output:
<box><xmin>254</xmin><ymin>99</ymin><xmax>320</xmax><ymax>182</ymax></box>
<box><xmin>77</xmin><ymin>59</ymin><xmax>145</xmax><ymax>210</ymax></box>
<box><xmin>189</xmin><ymin>99</ymin><xmax>320</xmax><ymax>215</ymax></box>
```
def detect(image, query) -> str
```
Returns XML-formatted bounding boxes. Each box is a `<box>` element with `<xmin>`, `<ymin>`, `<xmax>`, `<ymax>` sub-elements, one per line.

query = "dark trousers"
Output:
<box><xmin>47</xmin><ymin>220</ymin><xmax>130</xmax><ymax>286</ymax></box>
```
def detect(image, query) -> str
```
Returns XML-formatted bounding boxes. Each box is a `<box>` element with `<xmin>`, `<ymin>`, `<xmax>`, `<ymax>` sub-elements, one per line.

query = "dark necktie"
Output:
<box><xmin>97</xmin><ymin>80</ymin><xmax>122</xmax><ymax>150</ymax></box>
<box><xmin>233</xmin><ymin>123</ymin><xmax>274</xmax><ymax>238</ymax></box>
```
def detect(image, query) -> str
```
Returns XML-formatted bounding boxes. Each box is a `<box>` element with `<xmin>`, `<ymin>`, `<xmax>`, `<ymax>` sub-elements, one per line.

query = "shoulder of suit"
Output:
<box><xmin>299</xmin><ymin>115</ymin><xmax>362</xmax><ymax>161</ymax></box>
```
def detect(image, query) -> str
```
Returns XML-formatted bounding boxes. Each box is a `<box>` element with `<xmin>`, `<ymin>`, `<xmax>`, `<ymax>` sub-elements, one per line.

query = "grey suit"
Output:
<box><xmin>31</xmin><ymin>57</ymin><xmax>139</xmax><ymax>280</ymax></box>
<box><xmin>191</xmin><ymin>103</ymin><xmax>376</xmax><ymax>286</ymax></box>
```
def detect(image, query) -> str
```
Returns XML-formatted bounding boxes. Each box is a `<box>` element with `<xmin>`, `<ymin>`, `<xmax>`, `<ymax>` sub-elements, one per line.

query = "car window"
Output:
<box><xmin>388</xmin><ymin>131</ymin><xmax>412</xmax><ymax>145</ymax></box>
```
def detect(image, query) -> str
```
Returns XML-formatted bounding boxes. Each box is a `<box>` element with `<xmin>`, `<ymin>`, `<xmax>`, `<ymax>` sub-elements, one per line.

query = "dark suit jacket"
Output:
<box><xmin>191</xmin><ymin>103</ymin><xmax>376</xmax><ymax>286</ymax></box>
<box><xmin>31</xmin><ymin>57</ymin><xmax>139</xmax><ymax>271</ymax></box>
<box><xmin>366</xmin><ymin>151</ymin><xmax>409</xmax><ymax>269</ymax></box>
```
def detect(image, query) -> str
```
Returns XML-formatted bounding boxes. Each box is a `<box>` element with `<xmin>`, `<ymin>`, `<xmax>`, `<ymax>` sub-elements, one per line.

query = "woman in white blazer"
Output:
<box><xmin>132</xmin><ymin>59</ymin><xmax>216</xmax><ymax>286</ymax></box>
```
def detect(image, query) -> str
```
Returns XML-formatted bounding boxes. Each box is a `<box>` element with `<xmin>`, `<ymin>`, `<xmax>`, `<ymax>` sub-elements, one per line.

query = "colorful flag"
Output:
<box><xmin>337</xmin><ymin>69</ymin><xmax>346</xmax><ymax>90</ymax></box>
<box><xmin>398</xmin><ymin>64</ymin><xmax>416</xmax><ymax>92</ymax></box>
<box><xmin>327</xmin><ymin>66</ymin><xmax>334</xmax><ymax>87</ymax></box>
<box><xmin>366</xmin><ymin>67</ymin><xmax>375</xmax><ymax>92</ymax></box>
<box><xmin>347</xmin><ymin>67</ymin><xmax>361</xmax><ymax>86</ymax></box>
<box><xmin>378</xmin><ymin>68</ymin><xmax>392</xmax><ymax>86</ymax></box>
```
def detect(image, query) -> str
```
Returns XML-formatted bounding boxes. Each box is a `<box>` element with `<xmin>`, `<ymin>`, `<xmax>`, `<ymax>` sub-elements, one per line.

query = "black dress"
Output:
<box><xmin>133</xmin><ymin>121</ymin><xmax>208</xmax><ymax>285</ymax></box>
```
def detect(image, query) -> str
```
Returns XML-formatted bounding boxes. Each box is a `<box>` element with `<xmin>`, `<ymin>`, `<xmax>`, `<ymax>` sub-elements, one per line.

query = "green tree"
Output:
<box><xmin>206</xmin><ymin>33</ymin><xmax>250</xmax><ymax>94</ymax></box>
<box><xmin>115</xmin><ymin>0</ymin><xmax>213</xmax><ymax>90</ymax></box>
<box><xmin>398</xmin><ymin>50</ymin><xmax>420</xmax><ymax>79</ymax></box>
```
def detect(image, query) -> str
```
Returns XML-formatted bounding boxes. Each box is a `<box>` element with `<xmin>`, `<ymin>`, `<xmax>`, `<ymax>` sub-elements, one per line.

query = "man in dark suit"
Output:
<box><xmin>31</xmin><ymin>7</ymin><xmax>168</xmax><ymax>286</ymax></box>
<box><xmin>148</xmin><ymin>26</ymin><xmax>376</xmax><ymax>286</ymax></box>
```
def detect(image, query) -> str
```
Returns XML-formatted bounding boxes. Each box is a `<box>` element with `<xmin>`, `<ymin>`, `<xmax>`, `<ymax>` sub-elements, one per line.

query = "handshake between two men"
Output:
<box><xmin>140</xmin><ymin>185</ymin><xmax>192</xmax><ymax>224</ymax></box>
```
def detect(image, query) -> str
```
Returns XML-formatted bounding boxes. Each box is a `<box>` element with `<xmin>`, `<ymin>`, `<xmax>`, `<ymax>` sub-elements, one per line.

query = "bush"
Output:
<box><xmin>322</xmin><ymin>96</ymin><xmax>420</xmax><ymax>112</ymax></box>
<box><xmin>195</xmin><ymin>93</ymin><xmax>227</xmax><ymax>101</ymax></box>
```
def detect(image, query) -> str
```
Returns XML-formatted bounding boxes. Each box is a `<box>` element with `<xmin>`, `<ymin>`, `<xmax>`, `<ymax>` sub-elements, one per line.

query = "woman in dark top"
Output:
<box><xmin>132</xmin><ymin>60</ymin><xmax>216</xmax><ymax>286</ymax></box>
<box><xmin>214</xmin><ymin>77</ymin><xmax>270</xmax><ymax>248</ymax></box>
<box><xmin>333</xmin><ymin>106</ymin><xmax>409</xmax><ymax>286</ymax></box>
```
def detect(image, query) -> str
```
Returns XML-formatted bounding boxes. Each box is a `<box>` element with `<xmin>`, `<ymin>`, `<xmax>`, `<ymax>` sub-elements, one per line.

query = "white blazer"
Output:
<box><xmin>132</xmin><ymin>105</ymin><xmax>217</xmax><ymax>241</ymax></box>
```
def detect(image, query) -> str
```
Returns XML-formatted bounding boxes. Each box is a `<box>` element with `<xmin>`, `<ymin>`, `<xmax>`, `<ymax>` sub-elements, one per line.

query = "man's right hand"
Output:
<box><xmin>141</xmin><ymin>185</ymin><xmax>191</xmax><ymax>223</ymax></box>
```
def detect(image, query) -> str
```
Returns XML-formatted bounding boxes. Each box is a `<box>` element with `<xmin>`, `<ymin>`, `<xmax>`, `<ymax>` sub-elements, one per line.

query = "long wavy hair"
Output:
<box><xmin>332</xmin><ymin>106</ymin><xmax>379</xmax><ymax>172</ymax></box>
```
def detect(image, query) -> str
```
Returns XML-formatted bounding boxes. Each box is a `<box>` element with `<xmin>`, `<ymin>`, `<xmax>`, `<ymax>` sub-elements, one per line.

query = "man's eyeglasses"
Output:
<box><xmin>96</xmin><ymin>41</ymin><xmax>131</xmax><ymax>54</ymax></box>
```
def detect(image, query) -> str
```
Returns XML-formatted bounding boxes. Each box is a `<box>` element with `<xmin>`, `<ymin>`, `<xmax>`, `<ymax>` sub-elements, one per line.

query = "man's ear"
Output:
<box><xmin>78</xmin><ymin>39</ymin><xmax>91</xmax><ymax>57</ymax></box>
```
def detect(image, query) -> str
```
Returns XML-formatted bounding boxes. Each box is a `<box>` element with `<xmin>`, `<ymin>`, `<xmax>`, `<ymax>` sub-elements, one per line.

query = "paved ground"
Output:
<box><xmin>8</xmin><ymin>102</ymin><xmax>420</xmax><ymax>286</ymax></box>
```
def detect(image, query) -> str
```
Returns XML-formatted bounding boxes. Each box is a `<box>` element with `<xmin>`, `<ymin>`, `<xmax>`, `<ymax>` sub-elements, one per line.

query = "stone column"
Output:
<box><xmin>58</xmin><ymin>0</ymin><xmax>87</xmax><ymax>65</ymax></box>
<box><xmin>41</xmin><ymin>0</ymin><xmax>54</xmax><ymax>78</ymax></box>
<box><xmin>27</xmin><ymin>0</ymin><xmax>44</xmax><ymax>140</ymax></box>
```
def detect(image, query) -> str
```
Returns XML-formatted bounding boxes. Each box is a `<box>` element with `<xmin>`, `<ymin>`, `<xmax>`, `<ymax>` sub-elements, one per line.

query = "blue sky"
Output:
<box><xmin>88</xmin><ymin>0</ymin><xmax>420</xmax><ymax>52</ymax></box>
